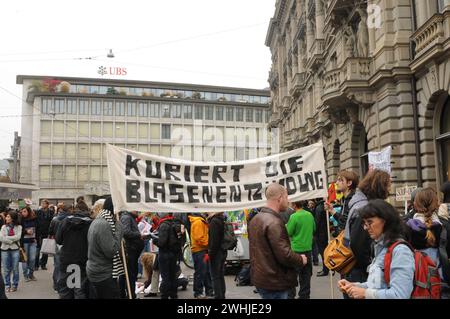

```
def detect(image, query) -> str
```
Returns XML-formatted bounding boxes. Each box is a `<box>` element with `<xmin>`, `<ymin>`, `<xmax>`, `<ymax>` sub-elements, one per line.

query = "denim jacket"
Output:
<box><xmin>356</xmin><ymin>236</ymin><xmax>415</xmax><ymax>299</ymax></box>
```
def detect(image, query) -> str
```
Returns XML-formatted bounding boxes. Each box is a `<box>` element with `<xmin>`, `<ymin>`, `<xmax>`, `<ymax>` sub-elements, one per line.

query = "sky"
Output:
<box><xmin>0</xmin><ymin>0</ymin><xmax>275</xmax><ymax>159</ymax></box>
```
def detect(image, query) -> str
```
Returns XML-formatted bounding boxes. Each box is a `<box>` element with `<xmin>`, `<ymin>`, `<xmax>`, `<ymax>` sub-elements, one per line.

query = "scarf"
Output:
<box><xmin>438</xmin><ymin>203</ymin><xmax>449</xmax><ymax>221</ymax></box>
<box><xmin>7</xmin><ymin>224</ymin><xmax>15</xmax><ymax>236</ymax></box>
<box><xmin>98</xmin><ymin>209</ymin><xmax>125</xmax><ymax>279</ymax></box>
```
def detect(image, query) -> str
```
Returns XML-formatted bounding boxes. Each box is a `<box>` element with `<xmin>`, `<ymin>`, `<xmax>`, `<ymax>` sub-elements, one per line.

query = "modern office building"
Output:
<box><xmin>16</xmin><ymin>75</ymin><xmax>271</xmax><ymax>205</ymax></box>
<box><xmin>265</xmin><ymin>0</ymin><xmax>450</xmax><ymax>203</ymax></box>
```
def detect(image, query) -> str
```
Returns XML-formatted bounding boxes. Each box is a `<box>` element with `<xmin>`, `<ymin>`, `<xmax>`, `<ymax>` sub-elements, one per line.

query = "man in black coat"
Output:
<box><xmin>35</xmin><ymin>199</ymin><xmax>54</xmax><ymax>270</ymax></box>
<box><xmin>207</xmin><ymin>212</ymin><xmax>227</xmax><ymax>299</ymax></box>
<box><xmin>153</xmin><ymin>213</ymin><xmax>182</xmax><ymax>299</ymax></box>
<box><xmin>119</xmin><ymin>211</ymin><xmax>145</xmax><ymax>299</ymax></box>
<box><xmin>314</xmin><ymin>199</ymin><xmax>329</xmax><ymax>276</ymax></box>
<box><xmin>55</xmin><ymin>204</ymin><xmax>92</xmax><ymax>299</ymax></box>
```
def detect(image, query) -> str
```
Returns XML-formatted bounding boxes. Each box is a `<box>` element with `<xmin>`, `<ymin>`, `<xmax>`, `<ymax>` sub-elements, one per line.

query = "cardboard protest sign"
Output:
<box><xmin>106</xmin><ymin>142</ymin><xmax>327</xmax><ymax>212</ymax></box>
<box><xmin>368</xmin><ymin>146</ymin><xmax>392</xmax><ymax>174</ymax></box>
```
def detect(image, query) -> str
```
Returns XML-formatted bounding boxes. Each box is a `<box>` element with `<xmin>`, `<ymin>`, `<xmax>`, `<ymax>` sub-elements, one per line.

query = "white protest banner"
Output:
<box><xmin>106</xmin><ymin>142</ymin><xmax>327</xmax><ymax>213</ymax></box>
<box><xmin>368</xmin><ymin>146</ymin><xmax>392</xmax><ymax>174</ymax></box>
<box><xmin>395</xmin><ymin>185</ymin><xmax>417</xmax><ymax>202</ymax></box>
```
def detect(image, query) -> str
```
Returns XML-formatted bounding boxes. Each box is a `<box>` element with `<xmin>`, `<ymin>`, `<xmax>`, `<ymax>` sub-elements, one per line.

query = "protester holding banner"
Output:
<box><xmin>338</xmin><ymin>200</ymin><xmax>415</xmax><ymax>299</ymax></box>
<box><xmin>86</xmin><ymin>197</ymin><xmax>124</xmax><ymax>299</ymax></box>
<box><xmin>286</xmin><ymin>200</ymin><xmax>315</xmax><ymax>299</ymax></box>
<box><xmin>342</xmin><ymin>169</ymin><xmax>391</xmax><ymax>296</ymax></box>
<box><xmin>152</xmin><ymin>213</ymin><xmax>182</xmax><ymax>299</ymax></box>
<box><xmin>325</xmin><ymin>170</ymin><xmax>360</xmax><ymax>234</ymax></box>
<box><xmin>119</xmin><ymin>210</ymin><xmax>145</xmax><ymax>299</ymax></box>
<box><xmin>249</xmin><ymin>184</ymin><xmax>307</xmax><ymax>299</ymax></box>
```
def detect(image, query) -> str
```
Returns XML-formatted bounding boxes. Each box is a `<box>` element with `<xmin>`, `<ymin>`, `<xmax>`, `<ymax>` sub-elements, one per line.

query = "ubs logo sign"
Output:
<box><xmin>98</xmin><ymin>66</ymin><xmax>128</xmax><ymax>76</ymax></box>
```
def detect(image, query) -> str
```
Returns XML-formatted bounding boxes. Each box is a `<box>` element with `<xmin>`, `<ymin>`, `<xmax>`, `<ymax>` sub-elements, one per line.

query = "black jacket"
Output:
<box><xmin>49</xmin><ymin>211</ymin><xmax>69</xmax><ymax>238</ymax></box>
<box><xmin>338</xmin><ymin>191</ymin><xmax>355</xmax><ymax>232</ymax></box>
<box><xmin>55</xmin><ymin>212</ymin><xmax>92</xmax><ymax>269</ymax></box>
<box><xmin>207</xmin><ymin>214</ymin><xmax>225</xmax><ymax>259</ymax></box>
<box><xmin>153</xmin><ymin>218</ymin><xmax>182</xmax><ymax>256</ymax></box>
<box><xmin>314</xmin><ymin>200</ymin><xmax>328</xmax><ymax>243</ymax></box>
<box><xmin>120</xmin><ymin>212</ymin><xmax>144</xmax><ymax>253</ymax></box>
<box><xmin>36</xmin><ymin>208</ymin><xmax>54</xmax><ymax>238</ymax></box>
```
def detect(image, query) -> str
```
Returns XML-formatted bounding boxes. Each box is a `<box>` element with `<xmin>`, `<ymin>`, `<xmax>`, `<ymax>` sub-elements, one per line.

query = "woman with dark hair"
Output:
<box><xmin>0</xmin><ymin>211</ymin><xmax>22</xmax><ymax>293</ymax></box>
<box><xmin>20</xmin><ymin>206</ymin><xmax>38</xmax><ymax>281</ymax></box>
<box><xmin>338</xmin><ymin>199</ymin><xmax>415</xmax><ymax>299</ymax></box>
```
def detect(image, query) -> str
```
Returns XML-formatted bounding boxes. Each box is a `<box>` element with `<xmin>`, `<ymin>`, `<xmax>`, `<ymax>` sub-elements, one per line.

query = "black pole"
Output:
<box><xmin>410</xmin><ymin>0</ymin><xmax>423</xmax><ymax>187</ymax></box>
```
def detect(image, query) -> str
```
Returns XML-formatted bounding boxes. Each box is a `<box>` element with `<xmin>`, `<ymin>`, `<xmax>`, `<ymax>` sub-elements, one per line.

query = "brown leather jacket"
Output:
<box><xmin>249</xmin><ymin>207</ymin><xmax>304</xmax><ymax>291</ymax></box>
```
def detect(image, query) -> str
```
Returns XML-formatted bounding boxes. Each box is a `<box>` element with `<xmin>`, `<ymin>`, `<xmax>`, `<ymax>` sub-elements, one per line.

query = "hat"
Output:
<box><xmin>24</xmin><ymin>198</ymin><xmax>33</xmax><ymax>206</ymax></box>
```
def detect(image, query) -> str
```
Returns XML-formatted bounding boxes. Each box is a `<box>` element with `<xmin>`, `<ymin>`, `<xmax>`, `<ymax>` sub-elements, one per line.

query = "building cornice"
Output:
<box><xmin>16</xmin><ymin>75</ymin><xmax>269</xmax><ymax>96</ymax></box>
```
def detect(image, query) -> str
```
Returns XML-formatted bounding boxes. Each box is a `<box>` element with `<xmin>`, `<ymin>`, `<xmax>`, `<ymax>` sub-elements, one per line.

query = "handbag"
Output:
<box><xmin>40</xmin><ymin>238</ymin><xmax>56</xmax><ymax>255</ymax></box>
<box><xmin>19</xmin><ymin>247</ymin><xmax>27</xmax><ymax>263</ymax></box>
<box><xmin>323</xmin><ymin>231</ymin><xmax>356</xmax><ymax>275</ymax></box>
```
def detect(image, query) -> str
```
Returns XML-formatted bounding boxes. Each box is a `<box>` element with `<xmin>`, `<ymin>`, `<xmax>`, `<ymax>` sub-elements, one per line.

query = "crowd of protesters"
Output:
<box><xmin>248</xmin><ymin>170</ymin><xmax>450</xmax><ymax>300</ymax></box>
<box><xmin>0</xmin><ymin>170</ymin><xmax>449</xmax><ymax>300</ymax></box>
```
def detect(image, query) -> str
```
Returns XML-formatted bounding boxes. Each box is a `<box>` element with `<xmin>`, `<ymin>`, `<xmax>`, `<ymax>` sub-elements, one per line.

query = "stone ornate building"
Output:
<box><xmin>266</xmin><ymin>0</ymin><xmax>450</xmax><ymax>199</ymax></box>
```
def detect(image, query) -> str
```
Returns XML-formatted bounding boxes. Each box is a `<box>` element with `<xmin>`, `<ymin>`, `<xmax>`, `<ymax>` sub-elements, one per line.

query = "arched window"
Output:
<box><xmin>438</xmin><ymin>96</ymin><xmax>450</xmax><ymax>181</ymax></box>
<box><xmin>360</xmin><ymin>132</ymin><xmax>369</xmax><ymax>177</ymax></box>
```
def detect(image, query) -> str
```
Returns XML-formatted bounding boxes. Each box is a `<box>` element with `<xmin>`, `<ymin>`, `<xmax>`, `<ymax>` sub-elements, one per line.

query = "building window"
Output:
<box><xmin>41</xmin><ymin>98</ymin><xmax>53</xmax><ymax>114</ymax></box>
<box><xmin>205</xmin><ymin>105</ymin><xmax>214</xmax><ymax>120</ymax></box>
<box><xmin>216</xmin><ymin>106</ymin><xmax>224</xmax><ymax>121</ymax></box>
<box><xmin>183</xmin><ymin>104</ymin><xmax>193</xmax><ymax>119</ymax></box>
<box><xmin>79</xmin><ymin>100</ymin><xmax>89</xmax><ymax>115</ymax></box>
<box><xmin>360</xmin><ymin>131</ymin><xmax>369</xmax><ymax>177</ymax></box>
<box><xmin>246</xmin><ymin>108</ymin><xmax>254</xmax><ymax>122</ymax></box>
<box><xmin>150</xmin><ymin>103</ymin><xmax>160</xmax><ymax>118</ymax></box>
<box><xmin>114</xmin><ymin>101</ymin><xmax>124</xmax><ymax>116</ymax></box>
<box><xmin>194</xmin><ymin>104</ymin><xmax>203</xmax><ymax>120</ymax></box>
<box><xmin>255</xmin><ymin>109</ymin><xmax>263</xmax><ymax>123</ymax></box>
<box><xmin>438</xmin><ymin>96</ymin><xmax>450</xmax><ymax>182</ymax></box>
<box><xmin>162</xmin><ymin>124</ymin><xmax>171</xmax><ymax>139</ymax></box>
<box><xmin>67</xmin><ymin>99</ymin><xmax>77</xmax><ymax>115</ymax></box>
<box><xmin>103</xmin><ymin>101</ymin><xmax>113</xmax><ymax>116</ymax></box>
<box><xmin>264</xmin><ymin>110</ymin><xmax>270</xmax><ymax>123</ymax></box>
<box><xmin>226</xmin><ymin>107</ymin><xmax>234</xmax><ymax>121</ymax></box>
<box><xmin>236</xmin><ymin>107</ymin><xmax>244</xmax><ymax>121</ymax></box>
<box><xmin>91</xmin><ymin>100</ymin><xmax>102</xmax><ymax>115</ymax></box>
<box><xmin>172</xmin><ymin>104</ymin><xmax>182</xmax><ymax>118</ymax></box>
<box><xmin>161</xmin><ymin>103</ymin><xmax>171</xmax><ymax>118</ymax></box>
<box><xmin>127</xmin><ymin>102</ymin><xmax>137</xmax><ymax>116</ymax></box>
<box><xmin>54</xmin><ymin>99</ymin><xmax>65</xmax><ymax>114</ymax></box>
<box><xmin>138</xmin><ymin>102</ymin><xmax>148</xmax><ymax>117</ymax></box>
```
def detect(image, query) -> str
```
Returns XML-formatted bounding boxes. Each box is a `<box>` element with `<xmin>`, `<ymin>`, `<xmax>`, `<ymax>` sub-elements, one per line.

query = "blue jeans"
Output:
<box><xmin>1</xmin><ymin>250</ymin><xmax>20</xmax><ymax>288</ymax></box>
<box><xmin>257</xmin><ymin>288</ymin><xmax>289</xmax><ymax>299</ymax></box>
<box><xmin>192</xmin><ymin>250</ymin><xmax>213</xmax><ymax>297</ymax></box>
<box><xmin>22</xmin><ymin>242</ymin><xmax>37</xmax><ymax>279</ymax></box>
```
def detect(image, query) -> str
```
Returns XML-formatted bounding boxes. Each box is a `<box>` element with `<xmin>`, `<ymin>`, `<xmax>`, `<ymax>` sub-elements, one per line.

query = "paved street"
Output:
<box><xmin>7</xmin><ymin>256</ymin><xmax>342</xmax><ymax>299</ymax></box>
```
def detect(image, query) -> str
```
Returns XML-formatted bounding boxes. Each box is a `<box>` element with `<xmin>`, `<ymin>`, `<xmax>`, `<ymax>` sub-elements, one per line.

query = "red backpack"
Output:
<box><xmin>384</xmin><ymin>241</ymin><xmax>441</xmax><ymax>299</ymax></box>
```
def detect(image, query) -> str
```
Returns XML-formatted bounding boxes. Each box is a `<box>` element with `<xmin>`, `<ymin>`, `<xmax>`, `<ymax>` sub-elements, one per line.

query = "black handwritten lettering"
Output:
<box><xmin>126</xmin><ymin>180</ymin><xmax>141</xmax><ymax>202</ymax></box>
<box><xmin>126</xmin><ymin>155</ymin><xmax>140</xmax><ymax>176</ymax></box>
